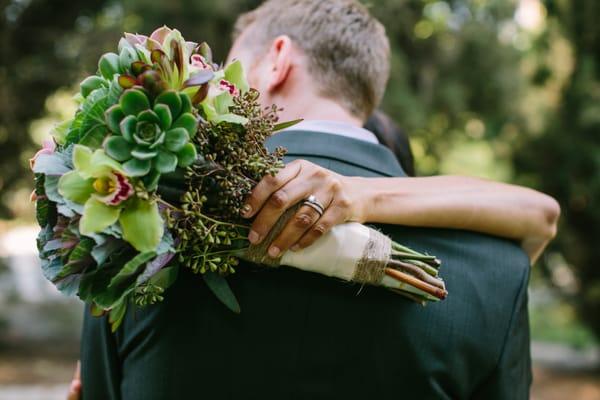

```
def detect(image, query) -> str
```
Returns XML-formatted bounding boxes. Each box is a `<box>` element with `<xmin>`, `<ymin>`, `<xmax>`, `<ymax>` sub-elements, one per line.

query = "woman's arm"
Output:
<box><xmin>241</xmin><ymin>160</ymin><xmax>560</xmax><ymax>264</ymax></box>
<box><xmin>349</xmin><ymin>175</ymin><xmax>560</xmax><ymax>263</ymax></box>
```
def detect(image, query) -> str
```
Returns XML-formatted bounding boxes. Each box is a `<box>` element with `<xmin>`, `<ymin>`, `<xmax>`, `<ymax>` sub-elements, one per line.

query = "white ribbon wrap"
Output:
<box><xmin>281</xmin><ymin>222</ymin><xmax>372</xmax><ymax>281</ymax></box>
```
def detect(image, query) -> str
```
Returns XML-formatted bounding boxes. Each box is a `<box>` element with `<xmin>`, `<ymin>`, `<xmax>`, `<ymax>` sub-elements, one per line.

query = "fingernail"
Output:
<box><xmin>248</xmin><ymin>230</ymin><xmax>260</xmax><ymax>244</ymax></box>
<box><xmin>241</xmin><ymin>204</ymin><xmax>252</xmax><ymax>217</ymax></box>
<box><xmin>268</xmin><ymin>246</ymin><xmax>280</xmax><ymax>258</ymax></box>
<box><xmin>290</xmin><ymin>244</ymin><xmax>300</xmax><ymax>252</ymax></box>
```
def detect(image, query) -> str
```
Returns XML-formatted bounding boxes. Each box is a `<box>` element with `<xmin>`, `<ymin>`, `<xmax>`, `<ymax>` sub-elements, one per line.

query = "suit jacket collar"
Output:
<box><xmin>267</xmin><ymin>129</ymin><xmax>406</xmax><ymax>177</ymax></box>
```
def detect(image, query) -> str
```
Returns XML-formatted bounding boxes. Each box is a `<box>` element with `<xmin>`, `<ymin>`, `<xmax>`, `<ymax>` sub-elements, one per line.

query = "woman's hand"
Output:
<box><xmin>241</xmin><ymin>160</ymin><xmax>365</xmax><ymax>257</ymax></box>
<box><xmin>66</xmin><ymin>361</ymin><xmax>81</xmax><ymax>400</ymax></box>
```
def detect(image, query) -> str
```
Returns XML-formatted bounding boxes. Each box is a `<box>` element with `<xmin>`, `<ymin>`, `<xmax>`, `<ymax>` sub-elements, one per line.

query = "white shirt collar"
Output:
<box><xmin>284</xmin><ymin>120</ymin><xmax>379</xmax><ymax>144</ymax></box>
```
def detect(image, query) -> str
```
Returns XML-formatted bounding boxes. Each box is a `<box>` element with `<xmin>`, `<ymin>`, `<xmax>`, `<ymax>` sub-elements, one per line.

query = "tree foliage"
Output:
<box><xmin>515</xmin><ymin>0</ymin><xmax>600</xmax><ymax>337</ymax></box>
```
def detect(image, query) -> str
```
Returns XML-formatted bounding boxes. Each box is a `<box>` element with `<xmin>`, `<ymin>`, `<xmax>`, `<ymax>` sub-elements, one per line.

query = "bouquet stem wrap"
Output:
<box><xmin>243</xmin><ymin>205</ymin><xmax>447</xmax><ymax>302</ymax></box>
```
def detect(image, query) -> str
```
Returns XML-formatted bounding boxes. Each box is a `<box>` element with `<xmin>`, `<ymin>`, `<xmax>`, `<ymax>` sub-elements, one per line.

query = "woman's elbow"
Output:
<box><xmin>540</xmin><ymin>194</ymin><xmax>560</xmax><ymax>240</ymax></box>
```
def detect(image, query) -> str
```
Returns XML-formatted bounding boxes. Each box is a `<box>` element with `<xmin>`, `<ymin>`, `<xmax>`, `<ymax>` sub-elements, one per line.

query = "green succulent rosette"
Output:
<box><xmin>103</xmin><ymin>88</ymin><xmax>198</xmax><ymax>190</ymax></box>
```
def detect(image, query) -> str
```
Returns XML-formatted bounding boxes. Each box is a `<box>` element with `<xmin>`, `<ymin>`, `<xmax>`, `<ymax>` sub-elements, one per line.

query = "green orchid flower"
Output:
<box><xmin>199</xmin><ymin>60</ymin><xmax>250</xmax><ymax>124</ymax></box>
<box><xmin>58</xmin><ymin>145</ymin><xmax>164</xmax><ymax>253</ymax></box>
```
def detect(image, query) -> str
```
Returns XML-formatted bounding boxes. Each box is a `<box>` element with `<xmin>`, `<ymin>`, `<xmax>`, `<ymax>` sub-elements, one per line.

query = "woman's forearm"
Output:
<box><xmin>242</xmin><ymin>160</ymin><xmax>559</xmax><ymax>263</ymax></box>
<box><xmin>349</xmin><ymin>175</ymin><xmax>560</xmax><ymax>263</ymax></box>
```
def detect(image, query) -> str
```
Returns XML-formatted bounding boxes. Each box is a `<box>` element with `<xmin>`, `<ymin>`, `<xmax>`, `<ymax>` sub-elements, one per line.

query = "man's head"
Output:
<box><xmin>228</xmin><ymin>0</ymin><xmax>390</xmax><ymax>123</ymax></box>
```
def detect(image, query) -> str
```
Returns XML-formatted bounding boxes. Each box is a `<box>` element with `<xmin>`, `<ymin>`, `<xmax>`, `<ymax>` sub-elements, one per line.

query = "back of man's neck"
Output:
<box><xmin>279</xmin><ymin>96</ymin><xmax>363</xmax><ymax>127</ymax></box>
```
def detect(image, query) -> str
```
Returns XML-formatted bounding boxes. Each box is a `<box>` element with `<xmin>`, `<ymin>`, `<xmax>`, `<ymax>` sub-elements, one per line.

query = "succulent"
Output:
<box><xmin>103</xmin><ymin>88</ymin><xmax>198</xmax><ymax>189</ymax></box>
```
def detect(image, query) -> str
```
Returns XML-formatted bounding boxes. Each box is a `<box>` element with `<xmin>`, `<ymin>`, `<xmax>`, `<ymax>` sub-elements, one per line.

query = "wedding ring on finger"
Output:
<box><xmin>302</xmin><ymin>194</ymin><xmax>325</xmax><ymax>216</ymax></box>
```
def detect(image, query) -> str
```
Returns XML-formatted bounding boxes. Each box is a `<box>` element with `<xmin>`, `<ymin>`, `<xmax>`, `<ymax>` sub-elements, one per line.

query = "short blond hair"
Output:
<box><xmin>233</xmin><ymin>0</ymin><xmax>390</xmax><ymax>120</ymax></box>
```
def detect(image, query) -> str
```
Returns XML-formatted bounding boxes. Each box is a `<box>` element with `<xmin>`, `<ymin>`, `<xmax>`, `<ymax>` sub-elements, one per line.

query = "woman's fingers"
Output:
<box><xmin>266</xmin><ymin>193</ymin><xmax>332</xmax><ymax>257</ymax></box>
<box><xmin>292</xmin><ymin>201</ymin><xmax>349</xmax><ymax>250</ymax></box>
<box><xmin>241</xmin><ymin>160</ymin><xmax>302</xmax><ymax>218</ymax></box>
<box><xmin>247</xmin><ymin>178</ymin><xmax>315</xmax><ymax>245</ymax></box>
<box><xmin>243</xmin><ymin>159</ymin><xmax>357</xmax><ymax>254</ymax></box>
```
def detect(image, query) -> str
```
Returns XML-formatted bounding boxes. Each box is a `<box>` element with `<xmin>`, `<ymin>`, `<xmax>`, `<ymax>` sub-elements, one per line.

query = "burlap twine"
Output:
<box><xmin>351</xmin><ymin>228</ymin><xmax>391</xmax><ymax>285</ymax></box>
<box><xmin>243</xmin><ymin>203</ymin><xmax>392</xmax><ymax>285</ymax></box>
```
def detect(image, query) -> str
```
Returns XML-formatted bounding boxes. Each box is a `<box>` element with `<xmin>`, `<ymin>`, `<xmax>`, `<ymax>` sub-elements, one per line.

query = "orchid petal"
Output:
<box><xmin>149</xmin><ymin>26</ymin><xmax>172</xmax><ymax>44</ymax></box>
<box><xmin>57</xmin><ymin>170</ymin><xmax>94</xmax><ymax>204</ymax></box>
<box><xmin>119</xmin><ymin>198</ymin><xmax>163</xmax><ymax>253</ymax></box>
<box><xmin>80</xmin><ymin>197</ymin><xmax>121</xmax><ymax>236</ymax></box>
<box><xmin>224</xmin><ymin>60</ymin><xmax>249</xmax><ymax>93</ymax></box>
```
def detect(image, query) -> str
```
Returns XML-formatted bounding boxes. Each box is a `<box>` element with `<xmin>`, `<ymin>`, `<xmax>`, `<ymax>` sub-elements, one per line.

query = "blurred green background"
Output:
<box><xmin>0</xmin><ymin>0</ymin><xmax>599</xmax><ymax>398</ymax></box>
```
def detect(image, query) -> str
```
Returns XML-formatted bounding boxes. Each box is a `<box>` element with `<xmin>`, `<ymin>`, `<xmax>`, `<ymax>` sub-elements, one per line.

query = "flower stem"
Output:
<box><xmin>384</xmin><ymin>268</ymin><xmax>447</xmax><ymax>300</ymax></box>
<box><xmin>387</xmin><ymin>259</ymin><xmax>445</xmax><ymax>289</ymax></box>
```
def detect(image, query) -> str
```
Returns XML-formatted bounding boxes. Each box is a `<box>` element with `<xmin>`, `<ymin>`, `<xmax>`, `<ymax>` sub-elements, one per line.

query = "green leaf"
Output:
<box><xmin>41</xmin><ymin>257</ymin><xmax>63</xmax><ymax>282</ymax></box>
<box><xmin>80</xmin><ymin>76</ymin><xmax>107</xmax><ymax>98</ymax></box>
<box><xmin>91</xmin><ymin>237</ymin><xmax>123</xmax><ymax>265</ymax></box>
<box><xmin>106</xmin><ymin>75</ymin><xmax>124</xmax><ymax>105</ymax></box>
<box><xmin>153</xmin><ymin>103</ymin><xmax>172</xmax><ymax>130</ymax></box>
<box><xmin>108</xmin><ymin>251</ymin><xmax>156</xmax><ymax>289</ymax></box>
<box><xmin>172</xmin><ymin>113</ymin><xmax>198</xmax><ymax>138</ymax></box>
<box><xmin>66</xmin><ymin>237</ymin><xmax>95</xmax><ymax>266</ymax></box>
<box><xmin>43</xmin><ymin>175</ymin><xmax>63</xmax><ymax>203</ymax></box>
<box><xmin>176</xmin><ymin>143</ymin><xmax>197</xmax><ymax>167</ymax></box>
<box><xmin>149</xmin><ymin>265</ymin><xmax>179</xmax><ymax>289</ymax></box>
<box><xmin>58</xmin><ymin>171</ymin><xmax>94</xmax><ymax>204</ymax></box>
<box><xmin>32</xmin><ymin>153</ymin><xmax>71</xmax><ymax>175</ymax></box>
<box><xmin>137</xmin><ymin>109</ymin><xmax>160</xmax><ymax>125</ymax></box>
<box><xmin>118</xmin><ymin>46</ymin><xmax>138</xmax><ymax>72</ymax></box>
<box><xmin>36</xmin><ymin>197</ymin><xmax>51</xmax><ymax>227</ymax></box>
<box><xmin>164</xmin><ymin>127</ymin><xmax>189</xmax><ymax>152</ymax></box>
<box><xmin>224</xmin><ymin>59</ymin><xmax>250</xmax><ymax>93</ymax></box>
<box><xmin>105</xmin><ymin>105</ymin><xmax>124</xmax><ymax>134</ymax></box>
<box><xmin>50</xmin><ymin>119</ymin><xmax>72</xmax><ymax>145</ymax></box>
<box><xmin>55</xmin><ymin>274</ymin><xmax>82</xmax><ymax>297</ymax></box>
<box><xmin>149</xmin><ymin>131</ymin><xmax>166</xmax><ymax>149</ymax></box>
<box><xmin>155</xmin><ymin>90</ymin><xmax>182</xmax><ymax>119</ymax></box>
<box><xmin>273</xmin><ymin>119</ymin><xmax>304</xmax><ymax>131</ymax></box>
<box><xmin>123</xmin><ymin>157</ymin><xmax>151</xmax><ymax>177</ymax></box>
<box><xmin>153</xmin><ymin>150</ymin><xmax>178</xmax><ymax>173</ymax></box>
<box><xmin>108</xmin><ymin>300</ymin><xmax>128</xmax><ymax>332</ymax></box>
<box><xmin>119</xmin><ymin>115</ymin><xmax>137</xmax><ymax>142</ymax></box>
<box><xmin>203</xmin><ymin>272</ymin><xmax>241</xmax><ymax>313</ymax></box>
<box><xmin>119</xmin><ymin>198</ymin><xmax>164</xmax><ymax>252</ymax></box>
<box><xmin>79</xmin><ymin>197</ymin><xmax>121</xmax><ymax>236</ymax></box>
<box><xmin>214</xmin><ymin>113</ymin><xmax>248</xmax><ymax>125</ymax></box>
<box><xmin>179</xmin><ymin>92</ymin><xmax>192</xmax><ymax>114</ymax></box>
<box><xmin>79</xmin><ymin>124</ymin><xmax>107</xmax><ymax>149</ymax></box>
<box><xmin>105</xmin><ymin>135</ymin><xmax>134</xmax><ymax>162</ymax></box>
<box><xmin>98</xmin><ymin>52</ymin><xmax>120</xmax><ymax>79</ymax></box>
<box><xmin>142</xmin><ymin>169</ymin><xmax>160</xmax><ymax>192</ymax></box>
<box><xmin>79</xmin><ymin>95</ymin><xmax>109</xmax><ymax>146</ymax></box>
<box><xmin>131</xmin><ymin>146</ymin><xmax>158</xmax><ymax>160</ymax></box>
<box><xmin>78</xmin><ymin>257</ymin><xmax>126</xmax><ymax>306</ymax></box>
<box><xmin>120</xmin><ymin>89</ymin><xmax>150</xmax><ymax>116</ymax></box>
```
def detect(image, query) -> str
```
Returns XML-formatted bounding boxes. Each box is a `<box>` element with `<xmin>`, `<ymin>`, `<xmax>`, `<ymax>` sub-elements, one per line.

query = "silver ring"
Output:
<box><xmin>302</xmin><ymin>194</ymin><xmax>325</xmax><ymax>216</ymax></box>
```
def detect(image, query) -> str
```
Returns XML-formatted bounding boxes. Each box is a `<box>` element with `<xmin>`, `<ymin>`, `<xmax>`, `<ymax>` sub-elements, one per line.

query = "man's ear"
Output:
<box><xmin>266</xmin><ymin>35</ymin><xmax>293</xmax><ymax>92</ymax></box>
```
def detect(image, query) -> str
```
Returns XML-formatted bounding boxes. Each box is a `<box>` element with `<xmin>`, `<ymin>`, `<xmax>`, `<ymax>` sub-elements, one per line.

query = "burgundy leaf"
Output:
<box><xmin>118</xmin><ymin>75</ymin><xmax>137</xmax><ymax>89</ymax></box>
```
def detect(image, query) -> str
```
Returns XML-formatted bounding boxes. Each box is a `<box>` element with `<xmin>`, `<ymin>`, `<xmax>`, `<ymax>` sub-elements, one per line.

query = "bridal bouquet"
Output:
<box><xmin>31</xmin><ymin>27</ymin><xmax>446</xmax><ymax>330</ymax></box>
